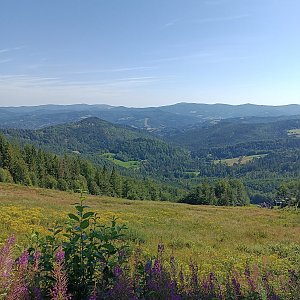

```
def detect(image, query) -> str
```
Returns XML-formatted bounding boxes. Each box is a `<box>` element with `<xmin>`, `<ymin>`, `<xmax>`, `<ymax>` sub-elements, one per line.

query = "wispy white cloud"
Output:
<box><xmin>198</xmin><ymin>55</ymin><xmax>251</xmax><ymax>64</ymax></box>
<box><xmin>0</xmin><ymin>74</ymin><xmax>157</xmax><ymax>89</ymax></box>
<box><xmin>0</xmin><ymin>48</ymin><xmax>10</xmax><ymax>54</ymax></box>
<box><xmin>0</xmin><ymin>58</ymin><xmax>13</xmax><ymax>63</ymax></box>
<box><xmin>162</xmin><ymin>18</ymin><xmax>181</xmax><ymax>29</ymax></box>
<box><xmin>69</xmin><ymin>66</ymin><xmax>158</xmax><ymax>75</ymax></box>
<box><xmin>151</xmin><ymin>52</ymin><xmax>215</xmax><ymax>63</ymax></box>
<box><xmin>194</xmin><ymin>14</ymin><xmax>251</xmax><ymax>24</ymax></box>
<box><xmin>0</xmin><ymin>73</ymin><xmax>159</xmax><ymax>106</ymax></box>
<box><xmin>0</xmin><ymin>45</ymin><xmax>26</xmax><ymax>54</ymax></box>
<box><xmin>161</xmin><ymin>14</ymin><xmax>251</xmax><ymax>29</ymax></box>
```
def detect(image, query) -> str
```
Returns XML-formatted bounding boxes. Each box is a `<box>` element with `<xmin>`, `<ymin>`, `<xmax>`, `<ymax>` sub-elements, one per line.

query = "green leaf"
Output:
<box><xmin>102</xmin><ymin>243</ymin><xmax>116</xmax><ymax>253</ymax></box>
<box><xmin>80</xmin><ymin>220</ymin><xmax>89</xmax><ymax>229</ymax></box>
<box><xmin>68</xmin><ymin>213</ymin><xmax>80</xmax><ymax>221</ymax></box>
<box><xmin>54</xmin><ymin>229</ymin><xmax>62</xmax><ymax>235</ymax></box>
<box><xmin>75</xmin><ymin>205</ymin><xmax>84</xmax><ymax>213</ymax></box>
<box><xmin>83</xmin><ymin>212</ymin><xmax>94</xmax><ymax>219</ymax></box>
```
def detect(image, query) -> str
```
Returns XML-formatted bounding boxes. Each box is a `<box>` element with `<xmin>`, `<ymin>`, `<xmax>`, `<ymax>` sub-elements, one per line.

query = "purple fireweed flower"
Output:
<box><xmin>114</xmin><ymin>266</ymin><xmax>123</xmax><ymax>277</ymax></box>
<box><xmin>51</xmin><ymin>247</ymin><xmax>70</xmax><ymax>300</ymax></box>
<box><xmin>33</xmin><ymin>250</ymin><xmax>41</xmax><ymax>262</ymax></box>
<box><xmin>33</xmin><ymin>287</ymin><xmax>43</xmax><ymax>300</ymax></box>
<box><xmin>89</xmin><ymin>294</ymin><xmax>97</xmax><ymax>300</ymax></box>
<box><xmin>6</xmin><ymin>285</ymin><xmax>29</xmax><ymax>300</ymax></box>
<box><xmin>18</xmin><ymin>251</ymin><xmax>29</xmax><ymax>267</ymax></box>
<box><xmin>170</xmin><ymin>295</ymin><xmax>182</xmax><ymax>300</ymax></box>
<box><xmin>269</xmin><ymin>296</ymin><xmax>280</xmax><ymax>300</ymax></box>
<box><xmin>202</xmin><ymin>272</ymin><xmax>217</xmax><ymax>297</ymax></box>
<box><xmin>55</xmin><ymin>247</ymin><xmax>65</xmax><ymax>262</ymax></box>
<box><xmin>231</xmin><ymin>276</ymin><xmax>241</xmax><ymax>297</ymax></box>
<box><xmin>1</xmin><ymin>236</ymin><xmax>16</xmax><ymax>251</ymax></box>
<box><xmin>89</xmin><ymin>286</ymin><xmax>97</xmax><ymax>300</ymax></box>
<box><xmin>0</xmin><ymin>236</ymin><xmax>16</xmax><ymax>290</ymax></box>
<box><xmin>152</xmin><ymin>259</ymin><xmax>162</xmax><ymax>275</ymax></box>
<box><xmin>107</xmin><ymin>276</ymin><xmax>137</xmax><ymax>300</ymax></box>
<box><xmin>202</xmin><ymin>279</ymin><xmax>209</xmax><ymax>294</ymax></box>
<box><xmin>6</xmin><ymin>250</ymin><xmax>30</xmax><ymax>300</ymax></box>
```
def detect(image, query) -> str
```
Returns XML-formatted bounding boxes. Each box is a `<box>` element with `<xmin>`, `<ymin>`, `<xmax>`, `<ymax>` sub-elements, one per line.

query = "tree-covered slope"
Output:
<box><xmin>2</xmin><ymin>117</ymin><xmax>196</xmax><ymax>178</ymax></box>
<box><xmin>0</xmin><ymin>134</ymin><xmax>185</xmax><ymax>201</ymax></box>
<box><xmin>166</xmin><ymin>118</ymin><xmax>300</xmax><ymax>155</ymax></box>
<box><xmin>160</xmin><ymin>103</ymin><xmax>300</xmax><ymax>119</ymax></box>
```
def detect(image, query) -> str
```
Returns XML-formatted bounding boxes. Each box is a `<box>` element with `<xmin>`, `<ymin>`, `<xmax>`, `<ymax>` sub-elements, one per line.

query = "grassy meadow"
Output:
<box><xmin>101</xmin><ymin>152</ymin><xmax>141</xmax><ymax>169</ymax></box>
<box><xmin>0</xmin><ymin>182</ymin><xmax>300</xmax><ymax>277</ymax></box>
<box><xmin>288</xmin><ymin>128</ymin><xmax>300</xmax><ymax>138</ymax></box>
<box><xmin>214</xmin><ymin>154</ymin><xmax>268</xmax><ymax>166</ymax></box>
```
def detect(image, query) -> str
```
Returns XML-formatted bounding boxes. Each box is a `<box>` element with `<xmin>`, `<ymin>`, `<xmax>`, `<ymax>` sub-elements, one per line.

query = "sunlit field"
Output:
<box><xmin>1</xmin><ymin>182</ymin><xmax>299</xmax><ymax>277</ymax></box>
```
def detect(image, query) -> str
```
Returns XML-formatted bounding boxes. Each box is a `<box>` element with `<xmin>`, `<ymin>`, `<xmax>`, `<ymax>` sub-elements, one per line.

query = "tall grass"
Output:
<box><xmin>0</xmin><ymin>183</ymin><xmax>300</xmax><ymax>299</ymax></box>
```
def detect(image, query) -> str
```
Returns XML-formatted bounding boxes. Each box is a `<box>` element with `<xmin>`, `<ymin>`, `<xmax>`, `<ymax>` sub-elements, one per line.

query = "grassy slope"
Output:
<box><xmin>101</xmin><ymin>152</ymin><xmax>141</xmax><ymax>169</ymax></box>
<box><xmin>0</xmin><ymin>183</ymin><xmax>299</xmax><ymax>274</ymax></box>
<box><xmin>214</xmin><ymin>154</ymin><xmax>268</xmax><ymax>166</ymax></box>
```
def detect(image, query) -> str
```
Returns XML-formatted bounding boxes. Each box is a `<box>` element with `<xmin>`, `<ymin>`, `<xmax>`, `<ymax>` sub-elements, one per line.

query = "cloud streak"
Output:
<box><xmin>0</xmin><ymin>74</ymin><xmax>157</xmax><ymax>89</ymax></box>
<box><xmin>0</xmin><ymin>45</ymin><xmax>26</xmax><ymax>54</ymax></box>
<box><xmin>151</xmin><ymin>52</ymin><xmax>215</xmax><ymax>63</ymax></box>
<box><xmin>0</xmin><ymin>74</ymin><xmax>159</xmax><ymax>106</ymax></box>
<box><xmin>69</xmin><ymin>66</ymin><xmax>158</xmax><ymax>75</ymax></box>
<box><xmin>0</xmin><ymin>48</ymin><xmax>10</xmax><ymax>54</ymax></box>
<box><xmin>162</xmin><ymin>18</ymin><xmax>182</xmax><ymax>29</ymax></box>
<box><xmin>0</xmin><ymin>58</ymin><xmax>13</xmax><ymax>63</ymax></box>
<box><xmin>194</xmin><ymin>14</ymin><xmax>251</xmax><ymax>24</ymax></box>
<box><xmin>162</xmin><ymin>14</ymin><xmax>251</xmax><ymax>29</ymax></box>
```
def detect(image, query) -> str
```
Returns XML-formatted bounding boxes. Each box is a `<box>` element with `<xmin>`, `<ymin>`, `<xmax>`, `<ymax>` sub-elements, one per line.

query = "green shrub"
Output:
<box><xmin>28</xmin><ymin>193</ymin><xmax>128</xmax><ymax>299</ymax></box>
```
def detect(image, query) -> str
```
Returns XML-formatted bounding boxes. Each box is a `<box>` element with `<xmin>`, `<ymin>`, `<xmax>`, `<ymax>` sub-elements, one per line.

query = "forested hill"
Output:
<box><xmin>160</xmin><ymin>103</ymin><xmax>300</xmax><ymax>119</ymax></box>
<box><xmin>166</xmin><ymin>117</ymin><xmax>300</xmax><ymax>156</ymax></box>
<box><xmin>0</xmin><ymin>134</ymin><xmax>185</xmax><ymax>201</ymax></box>
<box><xmin>1</xmin><ymin>117</ymin><xmax>196</xmax><ymax>178</ymax></box>
<box><xmin>1</xmin><ymin>109</ymin><xmax>300</xmax><ymax>204</ymax></box>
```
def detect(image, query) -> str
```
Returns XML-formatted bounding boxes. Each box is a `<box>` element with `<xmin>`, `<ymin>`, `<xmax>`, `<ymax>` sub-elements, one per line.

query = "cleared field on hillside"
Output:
<box><xmin>0</xmin><ymin>183</ymin><xmax>299</xmax><ymax>275</ymax></box>
<box><xmin>214</xmin><ymin>154</ymin><xmax>267</xmax><ymax>166</ymax></box>
<box><xmin>101</xmin><ymin>152</ymin><xmax>141</xmax><ymax>168</ymax></box>
<box><xmin>288</xmin><ymin>128</ymin><xmax>300</xmax><ymax>137</ymax></box>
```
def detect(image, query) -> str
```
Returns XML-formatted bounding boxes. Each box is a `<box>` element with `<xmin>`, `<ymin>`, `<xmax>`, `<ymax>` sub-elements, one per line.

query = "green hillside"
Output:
<box><xmin>167</xmin><ymin>118</ymin><xmax>300</xmax><ymax>150</ymax></box>
<box><xmin>1</xmin><ymin>183</ymin><xmax>299</xmax><ymax>272</ymax></box>
<box><xmin>2</xmin><ymin>117</ymin><xmax>196</xmax><ymax>178</ymax></box>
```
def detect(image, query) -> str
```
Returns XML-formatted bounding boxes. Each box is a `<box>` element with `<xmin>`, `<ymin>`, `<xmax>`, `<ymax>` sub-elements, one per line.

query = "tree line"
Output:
<box><xmin>276</xmin><ymin>180</ymin><xmax>300</xmax><ymax>208</ymax></box>
<box><xmin>0</xmin><ymin>134</ymin><xmax>184</xmax><ymax>201</ymax></box>
<box><xmin>180</xmin><ymin>179</ymin><xmax>250</xmax><ymax>206</ymax></box>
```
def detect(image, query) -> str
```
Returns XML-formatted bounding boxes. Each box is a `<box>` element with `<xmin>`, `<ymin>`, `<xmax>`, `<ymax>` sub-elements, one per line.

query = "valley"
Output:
<box><xmin>1</xmin><ymin>103</ymin><xmax>300</xmax><ymax>204</ymax></box>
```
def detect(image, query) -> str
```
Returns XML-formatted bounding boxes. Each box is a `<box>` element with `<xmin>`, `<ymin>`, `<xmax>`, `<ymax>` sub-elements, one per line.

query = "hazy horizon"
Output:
<box><xmin>1</xmin><ymin>0</ymin><xmax>300</xmax><ymax>107</ymax></box>
<box><xmin>1</xmin><ymin>101</ymin><xmax>300</xmax><ymax>109</ymax></box>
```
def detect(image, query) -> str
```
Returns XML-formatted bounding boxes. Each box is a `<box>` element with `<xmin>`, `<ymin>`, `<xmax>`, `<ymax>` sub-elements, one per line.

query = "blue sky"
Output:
<box><xmin>0</xmin><ymin>0</ymin><xmax>299</xmax><ymax>107</ymax></box>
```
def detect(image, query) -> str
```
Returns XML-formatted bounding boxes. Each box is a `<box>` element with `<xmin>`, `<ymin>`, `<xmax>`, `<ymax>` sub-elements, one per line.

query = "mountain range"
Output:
<box><xmin>1</xmin><ymin>103</ymin><xmax>300</xmax><ymax>133</ymax></box>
